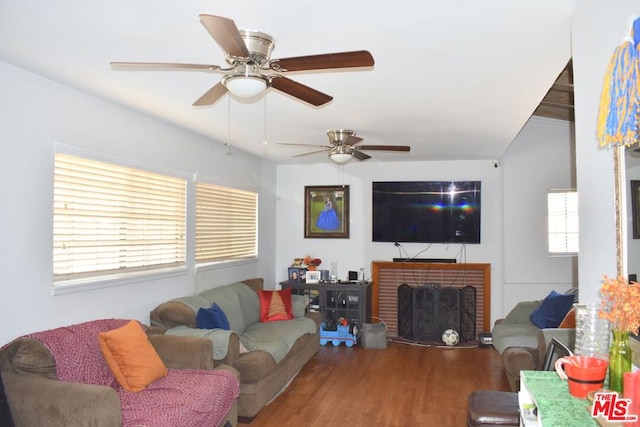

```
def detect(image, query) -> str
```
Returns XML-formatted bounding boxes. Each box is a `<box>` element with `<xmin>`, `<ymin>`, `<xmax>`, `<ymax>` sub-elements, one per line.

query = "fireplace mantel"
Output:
<box><xmin>371</xmin><ymin>261</ymin><xmax>491</xmax><ymax>338</ymax></box>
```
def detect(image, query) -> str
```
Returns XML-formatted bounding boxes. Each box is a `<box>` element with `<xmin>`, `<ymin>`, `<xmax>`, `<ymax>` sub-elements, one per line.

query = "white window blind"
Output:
<box><xmin>547</xmin><ymin>189</ymin><xmax>579</xmax><ymax>255</ymax></box>
<box><xmin>195</xmin><ymin>182</ymin><xmax>258</xmax><ymax>263</ymax></box>
<box><xmin>53</xmin><ymin>153</ymin><xmax>186</xmax><ymax>283</ymax></box>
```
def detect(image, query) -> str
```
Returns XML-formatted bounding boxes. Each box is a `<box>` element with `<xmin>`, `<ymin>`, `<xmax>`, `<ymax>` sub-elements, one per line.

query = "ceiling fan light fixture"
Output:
<box><xmin>223</xmin><ymin>75</ymin><xmax>268</xmax><ymax>98</ymax></box>
<box><xmin>329</xmin><ymin>152</ymin><xmax>353</xmax><ymax>164</ymax></box>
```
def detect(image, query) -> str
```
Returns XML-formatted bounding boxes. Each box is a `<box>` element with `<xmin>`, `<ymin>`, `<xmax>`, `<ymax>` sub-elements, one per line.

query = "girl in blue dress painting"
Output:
<box><xmin>316</xmin><ymin>195</ymin><xmax>340</xmax><ymax>230</ymax></box>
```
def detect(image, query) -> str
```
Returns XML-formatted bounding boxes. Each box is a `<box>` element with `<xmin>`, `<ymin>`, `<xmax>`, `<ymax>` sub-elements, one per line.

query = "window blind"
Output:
<box><xmin>195</xmin><ymin>182</ymin><xmax>258</xmax><ymax>263</ymax></box>
<box><xmin>53</xmin><ymin>153</ymin><xmax>186</xmax><ymax>282</ymax></box>
<box><xmin>548</xmin><ymin>189</ymin><xmax>579</xmax><ymax>255</ymax></box>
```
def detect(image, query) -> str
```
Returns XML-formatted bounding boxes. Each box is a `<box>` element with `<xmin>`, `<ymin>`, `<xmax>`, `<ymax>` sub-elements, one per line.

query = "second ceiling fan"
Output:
<box><xmin>110</xmin><ymin>14</ymin><xmax>375</xmax><ymax>107</ymax></box>
<box><xmin>279</xmin><ymin>129</ymin><xmax>411</xmax><ymax>164</ymax></box>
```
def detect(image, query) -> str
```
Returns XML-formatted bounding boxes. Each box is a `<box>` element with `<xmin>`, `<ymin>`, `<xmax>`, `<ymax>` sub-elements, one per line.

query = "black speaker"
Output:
<box><xmin>348</xmin><ymin>271</ymin><xmax>358</xmax><ymax>281</ymax></box>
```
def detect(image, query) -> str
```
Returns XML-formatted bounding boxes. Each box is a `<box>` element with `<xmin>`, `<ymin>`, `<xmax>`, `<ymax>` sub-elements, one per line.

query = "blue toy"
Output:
<box><xmin>320</xmin><ymin>322</ymin><xmax>358</xmax><ymax>347</ymax></box>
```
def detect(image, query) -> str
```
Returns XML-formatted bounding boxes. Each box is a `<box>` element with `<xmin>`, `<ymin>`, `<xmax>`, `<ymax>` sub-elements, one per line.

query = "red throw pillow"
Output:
<box><xmin>258</xmin><ymin>288</ymin><xmax>294</xmax><ymax>322</ymax></box>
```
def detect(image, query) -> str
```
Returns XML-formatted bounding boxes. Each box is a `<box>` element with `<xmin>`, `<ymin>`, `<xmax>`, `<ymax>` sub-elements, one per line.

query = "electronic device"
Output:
<box><xmin>479</xmin><ymin>332</ymin><xmax>493</xmax><ymax>348</ymax></box>
<box><xmin>392</xmin><ymin>258</ymin><xmax>457</xmax><ymax>263</ymax></box>
<box><xmin>372</xmin><ymin>181</ymin><xmax>481</xmax><ymax>244</ymax></box>
<box><xmin>348</xmin><ymin>271</ymin><xmax>358</xmax><ymax>281</ymax></box>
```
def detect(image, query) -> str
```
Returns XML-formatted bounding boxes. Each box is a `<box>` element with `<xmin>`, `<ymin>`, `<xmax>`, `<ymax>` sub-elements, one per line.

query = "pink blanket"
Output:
<box><xmin>26</xmin><ymin>319</ymin><xmax>239</xmax><ymax>427</ymax></box>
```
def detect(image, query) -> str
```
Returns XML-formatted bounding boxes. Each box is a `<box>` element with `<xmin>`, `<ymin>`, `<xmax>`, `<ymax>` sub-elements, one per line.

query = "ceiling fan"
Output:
<box><xmin>110</xmin><ymin>14</ymin><xmax>374</xmax><ymax>107</ymax></box>
<box><xmin>278</xmin><ymin>129</ymin><xmax>411</xmax><ymax>164</ymax></box>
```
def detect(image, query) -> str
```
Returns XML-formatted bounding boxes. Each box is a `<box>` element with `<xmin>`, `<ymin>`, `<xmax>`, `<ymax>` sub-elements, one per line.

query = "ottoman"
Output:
<box><xmin>467</xmin><ymin>390</ymin><xmax>519</xmax><ymax>427</ymax></box>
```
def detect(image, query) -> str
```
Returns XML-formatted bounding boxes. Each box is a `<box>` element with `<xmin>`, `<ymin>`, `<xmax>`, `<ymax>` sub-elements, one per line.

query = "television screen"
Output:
<box><xmin>372</xmin><ymin>181</ymin><xmax>481</xmax><ymax>244</ymax></box>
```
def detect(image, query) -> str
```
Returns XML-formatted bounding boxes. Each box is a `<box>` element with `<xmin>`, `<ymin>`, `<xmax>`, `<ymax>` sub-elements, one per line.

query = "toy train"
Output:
<box><xmin>320</xmin><ymin>321</ymin><xmax>359</xmax><ymax>347</ymax></box>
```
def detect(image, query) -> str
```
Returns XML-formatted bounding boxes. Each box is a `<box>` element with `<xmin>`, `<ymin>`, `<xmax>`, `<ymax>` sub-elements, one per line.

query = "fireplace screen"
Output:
<box><xmin>398</xmin><ymin>284</ymin><xmax>476</xmax><ymax>343</ymax></box>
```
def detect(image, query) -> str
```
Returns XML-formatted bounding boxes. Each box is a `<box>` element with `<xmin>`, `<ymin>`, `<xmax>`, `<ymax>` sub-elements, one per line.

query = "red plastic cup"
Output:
<box><xmin>555</xmin><ymin>355</ymin><xmax>609</xmax><ymax>399</ymax></box>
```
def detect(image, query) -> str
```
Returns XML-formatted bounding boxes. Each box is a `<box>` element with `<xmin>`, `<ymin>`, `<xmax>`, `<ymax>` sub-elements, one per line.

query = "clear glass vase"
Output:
<box><xmin>573</xmin><ymin>303</ymin><xmax>610</xmax><ymax>357</ymax></box>
<box><xmin>608</xmin><ymin>329</ymin><xmax>632</xmax><ymax>394</ymax></box>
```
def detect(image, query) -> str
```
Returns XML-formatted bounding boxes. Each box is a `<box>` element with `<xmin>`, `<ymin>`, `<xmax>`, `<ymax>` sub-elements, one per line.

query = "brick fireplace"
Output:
<box><xmin>371</xmin><ymin>261</ymin><xmax>491</xmax><ymax>339</ymax></box>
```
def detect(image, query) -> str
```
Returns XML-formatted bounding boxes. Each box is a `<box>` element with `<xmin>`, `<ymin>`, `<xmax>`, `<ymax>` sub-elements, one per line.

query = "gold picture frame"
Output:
<box><xmin>304</xmin><ymin>185</ymin><xmax>349</xmax><ymax>238</ymax></box>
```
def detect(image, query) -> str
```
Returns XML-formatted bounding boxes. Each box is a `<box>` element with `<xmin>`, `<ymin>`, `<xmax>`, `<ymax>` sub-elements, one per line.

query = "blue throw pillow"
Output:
<box><xmin>196</xmin><ymin>303</ymin><xmax>230</xmax><ymax>330</ymax></box>
<box><xmin>530</xmin><ymin>290</ymin><xmax>575</xmax><ymax>329</ymax></box>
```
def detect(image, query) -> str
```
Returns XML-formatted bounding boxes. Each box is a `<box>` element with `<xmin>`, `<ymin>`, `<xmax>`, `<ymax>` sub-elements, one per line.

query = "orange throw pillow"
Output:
<box><xmin>558</xmin><ymin>307</ymin><xmax>576</xmax><ymax>329</ymax></box>
<box><xmin>258</xmin><ymin>288</ymin><xmax>294</xmax><ymax>322</ymax></box>
<box><xmin>98</xmin><ymin>320</ymin><xmax>167</xmax><ymax>392</ymax></box>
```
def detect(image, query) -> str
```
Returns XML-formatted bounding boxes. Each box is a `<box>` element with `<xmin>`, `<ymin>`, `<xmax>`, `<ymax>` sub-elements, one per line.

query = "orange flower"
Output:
<box><xmin>599</xmin><ymin>275</ymin><xmax>640</xmax><ymax>334</ymax></box>
<box><xmin>303</xmin><ymin>256</ymin><xmax>322</xmax><ymax>267</ymax></box>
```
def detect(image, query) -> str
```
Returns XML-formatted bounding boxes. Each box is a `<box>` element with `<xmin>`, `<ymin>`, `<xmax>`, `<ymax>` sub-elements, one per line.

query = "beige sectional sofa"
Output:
<box><xmin>150</xmin><ymin>277</ymin><xmax>321</xmax><ymax>422</ymax></box>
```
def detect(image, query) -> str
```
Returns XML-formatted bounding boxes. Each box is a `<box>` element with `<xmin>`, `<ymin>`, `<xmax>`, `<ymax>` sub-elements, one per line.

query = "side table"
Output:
<box><xmin>519</xmin><ymin>370</ymin><xmax>624</xmax><ymax>426</ymax></box>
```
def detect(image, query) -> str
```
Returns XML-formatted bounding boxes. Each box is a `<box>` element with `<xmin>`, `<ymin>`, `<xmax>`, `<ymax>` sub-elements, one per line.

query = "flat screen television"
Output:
<box><xmin>372</xmin><ymin>181</ymin><xmax>481</xmax><ymax>244</ymax></box>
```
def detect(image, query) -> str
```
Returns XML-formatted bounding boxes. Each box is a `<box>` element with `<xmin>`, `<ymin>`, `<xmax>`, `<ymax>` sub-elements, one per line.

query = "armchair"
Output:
<box><xmin>0</xmin><ymin>319</ymin><xmax>239</xmax><ymax>427</ymax></box>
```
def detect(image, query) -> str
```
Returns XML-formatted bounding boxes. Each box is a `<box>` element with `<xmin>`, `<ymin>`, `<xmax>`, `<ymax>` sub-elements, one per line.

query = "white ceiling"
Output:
<box><xmin>0</xmin><ymin>0</ymin><xmax>576</xmax><ymax>164</ymax></box>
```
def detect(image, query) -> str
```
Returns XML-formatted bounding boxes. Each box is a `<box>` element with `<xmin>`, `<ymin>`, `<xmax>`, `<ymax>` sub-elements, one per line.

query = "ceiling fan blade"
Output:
<box><xmin>110</xmin><ymin>62</ymin><xmax>221</xmax><ymax>72</ymax></box>
<box><xmin>357</xmin><ymin>145</ymin><xmax>411</xmax><ymax>152</ymax></box>
<box><xmin>270</xmin><ymin>77</ymin><xmax>333</xmax><ymax>106</ymax></box>
<box><xmin>293</xmin><ymin>149</ymin><xmax>329</xmax><ymax>158</ymax></box>
<box><xmin>193</xmin><ymin>82</ymin><xmax>228</xmax><ymax>106</ymax></box>
<box><xmin>278</xmin><ymin>142</ymin><xmax>332</xmax><ymax>149</ymax></box>
<box><xmin>271</xmin><ymin>50</ymin><xmax>374</xmax><ymax>72</ymax></box>
<box><xmin>351</xmin><ymin>150</ymin><xmax>371</xmax><ymax>160</ymax></box>
<box><xmin>344</xmin><ymin>135</ymin><xmax>364</xmax><ymax>146</ymax></box>
<box><xmin>199</xmin><ymin>14</ymin><xmax>250</xmax><ymax>58</ymax></box>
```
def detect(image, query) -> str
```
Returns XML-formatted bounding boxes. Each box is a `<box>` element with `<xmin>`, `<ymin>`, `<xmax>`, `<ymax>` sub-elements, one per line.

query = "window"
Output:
<box><xmin>195</xmin><ymin>181</ymin><xmax>258</xmax><ymax>263</ymax></box>
<box><xmin>547</xmin><ymin>189</ymin><xmax>579</xmax><ymax>255</ymax></box>
<box><xmin>53</xmin><ymin>153</ymin><xmax>186</xmax><ymax>283</ymax></box>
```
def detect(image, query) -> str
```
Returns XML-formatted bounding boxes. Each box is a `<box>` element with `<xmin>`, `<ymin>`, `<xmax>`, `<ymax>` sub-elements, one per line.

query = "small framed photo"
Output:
<box><xmin>304</xmin><ymin>185</ymin><xmax>350</xmax><ymax>238</ymax></box>
<box><xmin>288</xmin><ymin>268</ymin><xmax>302</xmax><ymax>283</ymax></box>
<box><xmin>306</xmin><ymin>270</ymin><xmax>321</xmax><ymax>284</ymax></box>
<box><xmin>319</xmin><ymin>270</ymin><xmax>330</xmax><ymax>282</ymax></box>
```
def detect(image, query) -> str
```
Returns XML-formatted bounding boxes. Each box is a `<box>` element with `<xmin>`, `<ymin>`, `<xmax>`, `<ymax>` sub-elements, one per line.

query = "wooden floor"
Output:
<box><xmin>239</xmin><ymin>341</ymin><xmax>510</xmax><ymax>427</ymax></box>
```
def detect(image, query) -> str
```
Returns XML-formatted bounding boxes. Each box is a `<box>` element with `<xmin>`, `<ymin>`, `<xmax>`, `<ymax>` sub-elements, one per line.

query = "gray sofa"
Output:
<box><xmin>150</xmin><ymin>278</ymin><xmax>320</xmax><ymax>422</ymax></box>
<box><xmin>492</xmin><ymin>298</ymin><xmax>575</xmax><ymax>391</ymax></box>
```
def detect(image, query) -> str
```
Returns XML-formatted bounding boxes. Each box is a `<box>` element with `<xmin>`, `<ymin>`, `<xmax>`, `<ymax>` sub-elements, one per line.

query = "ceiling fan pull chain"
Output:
<box><xmin>225</xmin><ymin>96</ymin><xmax>232</xmax><ymax>156</ymax></box>
<box><xmin>263</xmin><ymin>95</ymin><xmax>268</xmax><ymax>146</ymax></box>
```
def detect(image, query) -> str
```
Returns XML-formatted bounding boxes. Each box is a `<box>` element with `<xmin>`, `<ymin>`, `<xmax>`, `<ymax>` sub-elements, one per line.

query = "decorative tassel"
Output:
<box><xmin>596</xmin><ymin>17</ymin><xmax>640</xmax><ymax>148</ymax></box>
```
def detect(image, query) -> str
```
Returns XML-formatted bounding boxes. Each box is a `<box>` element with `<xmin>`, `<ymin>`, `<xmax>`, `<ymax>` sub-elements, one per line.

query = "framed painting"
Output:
<box><xmin>304</xmin><ymin>185</ymin><xmax>350</xmax><ymax>238</ymax></box>
<box><xmin>632</xmin><ymin>180</ymin><xmax>640</xmax><ymax>239</ymax></box>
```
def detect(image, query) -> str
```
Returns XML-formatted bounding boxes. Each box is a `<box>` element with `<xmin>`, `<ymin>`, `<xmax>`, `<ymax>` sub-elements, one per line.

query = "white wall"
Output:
<box><xmin>502</xmin><ymin>117</ymin><xmax>577</xmax><ymax>311</ymax></box>
<box><xmin>572</xmin><ymin>1</ymin><xmax>639</xmax><ymax>303</ymax></box>
<box><xmin>0</xmin><ymin>60</ymin><xmax>277</xmax><ymax>345</ymax></box>
<box><xmin>275</xmin><ymin>159</ymin><xmax>501</xmax><ymax>280</ymax></box>
<box><xmin>275</xmin><ymin>115</ymin><xmax>576</xmax><ymax>324</ymax></box>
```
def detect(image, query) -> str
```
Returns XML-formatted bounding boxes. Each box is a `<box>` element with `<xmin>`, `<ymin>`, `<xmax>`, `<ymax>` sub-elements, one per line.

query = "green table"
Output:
<box><xmin>521</xmin><ymin>370</ymin><xmax>600</xmax><ymax>426</ymax></box>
